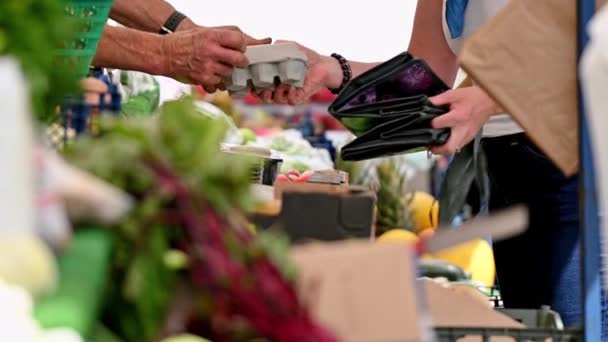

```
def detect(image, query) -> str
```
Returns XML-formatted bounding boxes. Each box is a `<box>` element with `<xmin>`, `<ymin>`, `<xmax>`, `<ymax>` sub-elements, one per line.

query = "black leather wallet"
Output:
<box><xmin>329</xmin><ymin>52</ymin><xmax>451</xmax><ymax>161</ymax></box>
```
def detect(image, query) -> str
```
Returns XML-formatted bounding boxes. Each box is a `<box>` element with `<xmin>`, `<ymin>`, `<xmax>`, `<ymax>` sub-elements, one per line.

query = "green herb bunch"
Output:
<box><xmin>65</xmin><ymin>98</ymin><xmax>336</xmax><ymax>342</ymax></box>
<box><xmin>65</xmin><ymin>97</ymin><xmax>255</xmax><ymax>339</ymax></box>
<box><xmin>0</xmin><ymin>0</ymin><xmax>79</xmax><ymax>122</ymax></box>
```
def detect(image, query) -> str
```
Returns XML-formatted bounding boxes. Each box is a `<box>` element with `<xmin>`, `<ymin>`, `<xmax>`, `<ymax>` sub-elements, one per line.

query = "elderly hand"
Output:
<box><xmin>208</xmin><ymin>25</ymin><xmax>272</xmax><ymax>47</ymax></box>
<box><xmin>429</xmin><ymin>86</ymin><xmax>499</xmax><ymax>155</ymax></box>
<box><xmin>257</xmin><ymin>41</ymin><xmax>342</xmax><ymax>105</ymax></box>
<box><xmin>162</xmin><ymin>26</ymin><xmax>271</xmax><ymax>93</ymax></box>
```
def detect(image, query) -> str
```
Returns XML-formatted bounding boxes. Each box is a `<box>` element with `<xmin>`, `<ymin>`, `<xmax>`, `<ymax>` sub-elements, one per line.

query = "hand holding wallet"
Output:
<box><xmin>328</xmin><ymin>52</ymin><xmax>451</xmax><ymax>161</ymax></box>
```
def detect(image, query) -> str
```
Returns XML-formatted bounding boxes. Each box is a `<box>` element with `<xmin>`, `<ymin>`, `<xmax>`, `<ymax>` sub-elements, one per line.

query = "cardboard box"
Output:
<box><xmin>421</xmin><ymin>279</ymin><xmax>523</xmax><ymax>329</ymax></box>
<box><xmin>290</xmin><ymin>241</ymin><xmax>524</xmax><ymax>342</ymax></box>
<box><xmin>290</xmin><ymin>241</ymin><xmax>433</xmax><ymax>342</ymax></box>
<box><xmin>459</xmin><ymin>0</ymin><xmax>606</xmax><ymax>176</ymax></box>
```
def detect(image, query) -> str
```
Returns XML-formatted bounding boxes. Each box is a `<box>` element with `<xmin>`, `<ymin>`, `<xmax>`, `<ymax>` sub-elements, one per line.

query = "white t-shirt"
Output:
<box><xmin>441</xmin><ymin>0</ymin><xmax>523</xmax><ymax>138</ymax></box>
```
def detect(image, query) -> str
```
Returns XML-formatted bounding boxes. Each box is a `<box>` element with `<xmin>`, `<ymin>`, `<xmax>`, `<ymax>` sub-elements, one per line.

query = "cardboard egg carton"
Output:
<box><xmin>224</xmin><ymin>43</ymin><xmax>308</xmax><ymax>95</ymax></box>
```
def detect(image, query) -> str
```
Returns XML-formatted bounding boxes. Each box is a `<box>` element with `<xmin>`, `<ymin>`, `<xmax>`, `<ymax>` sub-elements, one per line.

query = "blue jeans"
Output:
<box><xmin>483</xmin><ymin>134</ymin><xmax>581</xmax><ymax>327</ymax></box>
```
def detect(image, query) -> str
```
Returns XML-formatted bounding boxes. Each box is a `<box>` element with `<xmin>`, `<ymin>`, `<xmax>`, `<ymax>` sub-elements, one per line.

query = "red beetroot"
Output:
<box><xmin>148</xmin><ymin>160</ymin><xmax>338</xmax><ymax>342</ymax></box>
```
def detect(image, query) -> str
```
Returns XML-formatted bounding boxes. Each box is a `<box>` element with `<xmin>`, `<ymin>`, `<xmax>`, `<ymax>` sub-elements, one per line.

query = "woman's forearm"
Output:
<box><xmin>407</xmin><ymin>0</ymin><xmax>459</xmax><ymax>86</ymax></box>
<box><xmin>317</xmin><ymin>0</ymin><xmax>457</xmax><ymax>91</ymax></box>
<box><xmin>92</xmin><ymin>25</ymin><xmax>167</xmax><ymax>75</ymax></box>
<box><xmin>110</xmin><ymin>0</ymin><xmax>196</xmax><ymax>33</ymax></box>
<box><xmin>320</xmin><ymin>56</ymin><xmax>380</xmax><ymax>89</ymax></box>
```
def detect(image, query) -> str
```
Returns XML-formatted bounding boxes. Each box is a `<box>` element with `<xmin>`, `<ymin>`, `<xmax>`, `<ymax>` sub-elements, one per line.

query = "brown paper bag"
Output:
<box><xmin>460</xmin><ymin>0</ymin><xmax>580</xmax><ymax>176</ymax></box>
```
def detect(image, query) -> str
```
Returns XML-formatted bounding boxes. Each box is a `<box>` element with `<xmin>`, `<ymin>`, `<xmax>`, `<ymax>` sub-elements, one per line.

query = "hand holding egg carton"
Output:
<box><xmin>224</xmin><ymin>42</ymin><xmax>308</xmax><ymax>95</ymax></box>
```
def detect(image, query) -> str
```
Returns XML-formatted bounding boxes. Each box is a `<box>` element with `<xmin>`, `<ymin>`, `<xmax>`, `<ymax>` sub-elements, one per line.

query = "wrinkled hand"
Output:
<box><xmin>258</xmin><ymin>41</ymin><xmax>340</xmax><ymax>105</ymax></box>
<box><xmin>429</xmin><ymin>86</ymin><xmax>498</xmax><ymax>155</ymax></box>
<box><xmin>162</xmin><ymin>26</ymin><xmax>271</xmax><ymax>93</ymax></box>
<box><xmin>209</xmin><ymin>25</ymin><xmax>272</xmax><ymax>47</ymax></box>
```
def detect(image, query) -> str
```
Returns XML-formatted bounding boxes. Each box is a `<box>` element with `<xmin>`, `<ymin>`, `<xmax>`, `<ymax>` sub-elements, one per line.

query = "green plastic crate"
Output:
<box><xmin>56</xmin><ymin>0</ymin><xmax>114</xmax><ymax>77</ymax></box>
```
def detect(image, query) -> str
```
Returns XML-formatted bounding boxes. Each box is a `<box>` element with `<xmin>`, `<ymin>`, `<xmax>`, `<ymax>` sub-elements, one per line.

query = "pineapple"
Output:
<box><xmin>336</xmin><ymin>156</ymin><xmax>415</xmax><ymax>235</ymax></box>
<box><xmin>374</xmin><ymin>160</ymin><xmax>414</xmax><ymax>235</ymax></box>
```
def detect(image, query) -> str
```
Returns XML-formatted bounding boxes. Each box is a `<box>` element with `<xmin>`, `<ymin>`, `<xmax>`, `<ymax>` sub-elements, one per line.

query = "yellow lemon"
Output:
<box><xmin>423</xmin><ymin>239</ymin><xmax>495</xmax><ymax>287</ymax></box>
<box><xmin>377</xmin><ymin>229</ymin><xmax>419</xmax><ymax>245</ymax></box>
<box><xmin>407</xmin><ymin>192</ymin><xmax>439</xmax><ymax>233</ymax></box>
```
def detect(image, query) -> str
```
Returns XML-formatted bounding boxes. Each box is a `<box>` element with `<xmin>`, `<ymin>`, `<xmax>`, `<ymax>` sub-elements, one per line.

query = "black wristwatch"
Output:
<box><xmin>159</xmin><ymin>11</ymin><xmax>187</xmax><ymax>35</ymax></box>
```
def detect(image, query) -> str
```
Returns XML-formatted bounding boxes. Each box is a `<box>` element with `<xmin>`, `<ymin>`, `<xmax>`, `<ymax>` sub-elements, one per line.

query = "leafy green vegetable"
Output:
<box><xmin>65</xmin><ymin>97</ymin><xmax>254</xmax><ymax>215</ymax></box>
<box><xmin>121</xmin><ymin>90</ymin><xmax>160</xmax><ymax>117</ymax></box>
<box><xmin>0</xmin><ymin>0</ymin><xmax>80</xmax><ymax>122</ymax></box>
<box><xmin>255</xmin><ymin>230</ymin><xmax>297</xmax><ymax>280</ymax></box>
<box><xmin>64</xmin><ymin>97</ymin><xmax>255</xmax><ymax>340</ymax></box>
<box><xmin>269</xmin><ymin>136</ymin><xmax>313</xmax><ymax>157</ymax></box>
<box><xmin>280</xmin><ymin>160</ymin><xmax>310</xmax><ymax>173</ymax></box>
<box><xmin>34</xmin><ymin>228</ymin><xmax>113</xmax><ymax>338</ymax></box>
<box><xmin>65</xmin><ymin>99</ymin><xmax>253</xmax><ymax>341</ymax></box>
<box><xmin>120</xmin><ymin>71</ymin><xmax>161</xmax><ymax>117</ymax></box>
<box><xmin>64</xmin><ymin>98</ymin><xmax>332</xmax><ymax>342</ymax></box>
<box><xmin>122</xmin><ymin>225</ymin><xmax>176</xmax><ymax>341</ymax></box>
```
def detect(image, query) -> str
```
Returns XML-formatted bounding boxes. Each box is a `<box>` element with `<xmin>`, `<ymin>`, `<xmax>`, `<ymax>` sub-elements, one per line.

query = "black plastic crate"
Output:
<box><xmin>435</xmin><ymin>327</ymin><xmax>582</xmax><ymax>342</ymax></box>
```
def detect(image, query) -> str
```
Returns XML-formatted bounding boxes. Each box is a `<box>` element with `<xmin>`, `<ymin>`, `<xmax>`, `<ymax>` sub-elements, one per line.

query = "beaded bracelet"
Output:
<box><xmin>329</xmin><ymin>53</ymin><xmax>352</xmax><ymax>95</ymax></box>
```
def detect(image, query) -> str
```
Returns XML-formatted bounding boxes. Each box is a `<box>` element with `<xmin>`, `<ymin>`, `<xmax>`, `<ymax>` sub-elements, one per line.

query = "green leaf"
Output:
<box><xmin>255</xmin><ymin>231</ymin><xmax>297</xmax><ymax>280</ymax></box>
<box><xmin>0</xmin><ymin>0</ymin><xmax>80</xmax><ymax>122</ymax></box>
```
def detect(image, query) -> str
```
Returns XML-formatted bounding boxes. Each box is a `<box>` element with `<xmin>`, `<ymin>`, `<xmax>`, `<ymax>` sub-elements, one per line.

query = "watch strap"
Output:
<box><xmin>159</xmin><ymin>11</ymin><xmax>187</xmax><ymax>35</ymax></box>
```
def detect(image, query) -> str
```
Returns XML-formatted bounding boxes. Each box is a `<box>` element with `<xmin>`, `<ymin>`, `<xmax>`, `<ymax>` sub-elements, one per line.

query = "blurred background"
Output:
<box><xmin>150</xmin><ymin>0</ymin><xmax>420</xmax><ymax>101</ymax></box>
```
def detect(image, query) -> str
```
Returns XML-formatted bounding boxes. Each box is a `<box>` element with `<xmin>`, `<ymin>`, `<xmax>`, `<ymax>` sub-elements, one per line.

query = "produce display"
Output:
<box><xmin>275</xmin><ymin>170</ymin><xmax>314</xmax><ymax>183</ymax></box>
<box><xmin>374</xmin><ymin>160</ymin><xmax>415</xmax><ymax>233</ymax></box>
<box><xmin>0</xmin><ymin>6</ymin><xmax>514</xmax><ymax>338</ymax></box>
<box><xmin>408</xmin><ymin>192</ymin><xmax>439</xmax><ymax>233</ymax></box>
<box><xmin>338</xmin><ymin>157</ymin><xmax>425</xmax><ymax>235</ymax></box>
<box><xmin>118</xmin><ymin>71</ymin><xmax>161</xmax><ymax>117</ymax></box>
<box><xmin>248</xmin><ymin>132</ymin><xmax>334</xmax><ymax>173</ymax></box>
<box><xmin>423</xmin><ymin>239</ymin><xmax>496</xmax><ymax>287</ymax></box>
<box><xmin>376</xmin><ymin>227</ymin><xmax>496</xmax><ymax>287</ymax></box>
<box><xmin>59</xmin><ymin>97</ymin><xmax>336</xmax><ymax>341</ymax></box>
